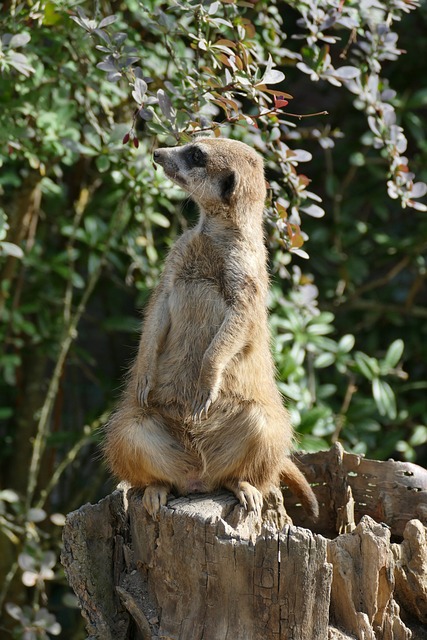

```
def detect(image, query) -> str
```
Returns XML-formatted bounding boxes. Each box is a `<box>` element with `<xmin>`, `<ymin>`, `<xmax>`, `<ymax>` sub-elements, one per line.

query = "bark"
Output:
<box><xmin>62</xmin><ymin>445</ymin><xmax>427</xmax><ymax>640</ymax></box>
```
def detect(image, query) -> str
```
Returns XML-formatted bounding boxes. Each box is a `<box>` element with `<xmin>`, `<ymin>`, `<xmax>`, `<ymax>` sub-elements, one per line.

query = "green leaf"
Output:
<box><xmin>9</xmin><ymin>33</ymin><xmax>31</xmax><ymax>48</ymax></box>
<box><xmin>338</xmin><ymin>334</ymin><xmax>355</xmax><ymax>353</ymax></box>
<box><xmin>96</xmin><ymin>155</ymin><xmax>111</xmax><ymax>173</ymax></box>
<box><xmin>88</xmin><ymin>253</ymin><xmax>102</xmax><ymax>275</ymax></box>
<box><xmin>260</xmin><ymin>55</ymin><xmax>286</xmax><ymax>85</ymax></box>
<box><xmin>383</xmin><ymin>339</ymin><xmax>404</xmax><ymax>369</ymax></box>
<box><xmin>395</xmin><ymin>440</ymin><xmax>416</xmax><ymax>462</ymax></box>
<box><xmin>354</xmin><ymin>352</ymin><xmax>380</xmax><ymax>380</ymax></box>
<box><xmin>297</xmin><ymin>434</ymin><xmax>329</xmax><ymax>452</ymax></box>
<box><xmin>27</xmin><ymin>507</ymin><xmax>47</xmax><ymax>523</ymax></box>
<box><xmin>298</xmin><ymin>406</ymin><xmax>331</xmax><ymax>432</ymax></box>
<box><xmin>306</xmin><ymin>323</ymin><xmax>333</xmax><ymax>335</ymax></box>
<box><xmin>0</xmin><ymin>489</ymin><xmax>20</xmax><ymax>503</ymax></box>
<box><xmin>316</xmin><ymin>312</ymin><xmax>335</xmax><ymax>325</ymax></box>
<box><xmin>372</xmin><ymin>378</ymin><xmax>397</xmax><ymax>419</ymax></box>
<box><xmin>71</xmin><ymin>272</ymin><xmax>85</xmax><ymax>289</ymax></box>
<box><xmin>409</xmin><ymin>425</ymin><xmax>427</xmax><ymax>447</ymax></box>
<box><xmin>149</xmin><ymin>212</ymin><xmax>170</xmax><ymax>228</ymax></box>
<box><xmin>146</xmin><ymin>244</ymin><xmax>158</xmax><ymax>263</ymax></box>
<box><xmin>313</xmin><ymin>352</ymin><xmax>335</xmax><ymax>368</ymax></box>
<box><xmin>1</xmin><ymin>241</ymin><xmax>24</xmax><ymax>258</ymax></box>
<box><xmin>98</xmin><ymin>15</ymin><xmax>118</xmax><ymax>29</ymax></box>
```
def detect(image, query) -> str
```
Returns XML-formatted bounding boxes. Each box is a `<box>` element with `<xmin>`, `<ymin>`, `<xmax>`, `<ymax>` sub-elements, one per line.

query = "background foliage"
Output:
<box><xmin>1</xmin><ymin>0</ymin><xmax>426</xmax><ymax>637</ymax></box>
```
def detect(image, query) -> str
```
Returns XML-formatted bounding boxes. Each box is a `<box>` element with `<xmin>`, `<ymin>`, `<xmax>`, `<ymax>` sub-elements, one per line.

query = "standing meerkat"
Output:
<box><xmin>104</xmin><ymin>137</ymin><xmax>318</xmax><ymax>520</ymax></box>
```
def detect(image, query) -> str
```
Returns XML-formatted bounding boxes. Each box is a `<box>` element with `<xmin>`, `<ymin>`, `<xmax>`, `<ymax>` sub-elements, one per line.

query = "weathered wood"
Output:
<box><xmin>393</xmin><ymin>519</ymin><xmax>427</xmax><ymax>626</ymax></box>
<box><xmin>328</xmin><ymin>516</ymin><xmax>410</xmax><ymax>640</ymax></box>
<box><xmin>128</xmin><ymin>489</ymin><xmax>330</xmax><ymax>640</ymax></box>
<box><xmin>116</xmin><ymin>586</ymin><xmax>152</xmax><ymax>640</ymax></box>
<box><xmin>286</xmin><ymin>444</ymin><xmax>427</xmax><ymax>537</ymax></box>
<box><xmin>62</xmin><ymin>447</ymin><xmax>427</xmax><ymax>640</ymax></box>
<box><xmin>61</xmin><ymin>491</ymin><xmax>130</xmax><ymax>640</ymax></box>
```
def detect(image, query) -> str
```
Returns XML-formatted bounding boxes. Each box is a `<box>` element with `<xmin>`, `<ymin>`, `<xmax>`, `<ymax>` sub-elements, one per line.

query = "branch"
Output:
<box><xmin>335</xmin><ymin>299</ymin><xmax>427</xmax><ymax>319</ymax></box>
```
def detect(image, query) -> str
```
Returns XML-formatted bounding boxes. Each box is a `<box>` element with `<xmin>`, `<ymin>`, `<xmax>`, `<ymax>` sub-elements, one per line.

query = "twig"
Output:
<box><xmin>25</xmin><ymin>267</ymin><xmax>103</xmax><ymax>510</ymax></box>
<box><xmin>35</xmin><ymin>410</ymin><xmax>111</xmax><ymax>510</ymax></box>
<box><xmin>349</xmin><ymin>255</ymin><xmax>411</xmax><ymax>299</ymax></box>
<box><xmin>0</xmin><ymin>561</ymin><xmax>18</xmax><ymax>611</ymax></box>
<box><xmin>190</xmin><ymin>109</ymin><xmax>329</xmax><ymax>135</ymax></box>
<box><xmin>332</xmin><ymin>377</ymin><xmax>357</xmax><ymax>443</ymax></box>
<box><xmin>340</xmin><ymin>28</ymin><xmax>357</xmax><ymax>60</ymax></box>
<box><xmin>278</xmin><ymin>110</ymin><xmax>328</xmax><ymax>120</ymax></box>
<box><xmin>116</xmin><ymin>586</ymin><xmax>152</xmax><ymax>640</ymax></box>
<box><xmin>334</xmin><ymin>298</ymin><xmax>427</xmax><ymax>319</ymax></box>
<box><xmin>64</xmin><ymin>181</ymin><xmax>102</xmax><ymax>325</ymax></box>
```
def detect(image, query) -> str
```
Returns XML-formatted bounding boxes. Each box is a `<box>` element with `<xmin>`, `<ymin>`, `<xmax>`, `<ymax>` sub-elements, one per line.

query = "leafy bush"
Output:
<box><xmin>0</xmin><ymin>0</ymin><xmax>426</xmax><ymax>637</ymax></box>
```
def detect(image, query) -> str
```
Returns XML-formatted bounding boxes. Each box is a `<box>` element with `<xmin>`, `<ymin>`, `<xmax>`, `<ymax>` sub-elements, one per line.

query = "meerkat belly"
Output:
<box><xmin>155</xmin><ymin>279</ymin><xmax>227</xmax><ymax>402</ymax></box>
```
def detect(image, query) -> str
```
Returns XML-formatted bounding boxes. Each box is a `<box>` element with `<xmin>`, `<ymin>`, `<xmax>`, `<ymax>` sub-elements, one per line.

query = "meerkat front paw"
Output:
<box><xmin>236</xmin><ymin>482</ymin><xmax>263</xmax><ymax>517</ymax></box>
<box><xmin>192</xmin><ymin>384</ymin><xmax>220</xmax><ymax>422</ymax></box>
<box><xmin>136</xmin><ymin>371</ymin><xmax>155</xmax><ymax>406</ymax></box>
<box><xmin>225</xmin><ymin>480</ymin><xmax>263</xmax><ymax>517</ymax></box>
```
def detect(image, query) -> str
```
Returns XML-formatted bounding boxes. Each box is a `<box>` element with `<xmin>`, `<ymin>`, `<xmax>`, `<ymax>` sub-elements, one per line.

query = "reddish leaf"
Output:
<box><xmin>242</xmin><ymin>19</ymin><xmax>256</xmax><ymax>39</ymax></box>
<box><xmin>299</xmin><ymin>174</ymin><xmax>311</xmax><ymax>187</ymax></box>
<box><xmin>274</xmin><ymin>95</ymin><xmax>289</xmax><ymax>109</ymax></box>
<box><xmin>218</xmin><ymin>53</ymin><xmax>232</xmax><ymax>67</ymax></box>
<box><xmin>215</xmin><ymin>39</ymin><xmax>237</xmax><ymax>49</ymax></box>
<box><xmin>258</xmin><ymin>87</ymin><xmax>293</xmax><ymax>98</ymax></box>
<box><xmin>276</xmin><ymin>202</ymin><xmax>288</xmax><ymax>219</ymax></box>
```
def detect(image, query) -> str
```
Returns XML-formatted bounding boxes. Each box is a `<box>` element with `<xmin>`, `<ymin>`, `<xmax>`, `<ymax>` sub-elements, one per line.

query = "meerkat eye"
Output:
<box><xmin>188</xmin><ymin>147</ymin><xmax>206</xmax><ymax>167</ymax></box>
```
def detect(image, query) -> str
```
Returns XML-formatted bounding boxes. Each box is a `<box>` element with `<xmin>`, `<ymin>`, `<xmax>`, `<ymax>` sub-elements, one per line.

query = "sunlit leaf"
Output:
<box><xmin>383</xmin><ymin>339</ymin><xmax>404</xmax><ymax>369</ymax></box>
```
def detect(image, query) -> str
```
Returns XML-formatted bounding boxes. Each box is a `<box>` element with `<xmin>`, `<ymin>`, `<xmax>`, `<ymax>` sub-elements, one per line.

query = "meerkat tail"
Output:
<box><xmin>280</xmin><ymin>459</ymin><xmax>319</xmax><ymax>520</ymax></box>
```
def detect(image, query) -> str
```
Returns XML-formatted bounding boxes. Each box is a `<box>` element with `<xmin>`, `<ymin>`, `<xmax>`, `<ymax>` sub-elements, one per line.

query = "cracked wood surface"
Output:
<box><xmin>62</xmin><ymin>447</ymin><xmax>427</xmax><ymax>640</ymax></box>
<box><xmin>288</xmin><ymin>444</ymin><xmax>427</xmax><ymax>536</ymax></box>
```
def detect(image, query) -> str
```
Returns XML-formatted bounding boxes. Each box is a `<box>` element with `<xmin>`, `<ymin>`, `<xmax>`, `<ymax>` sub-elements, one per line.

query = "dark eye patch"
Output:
<box><xmin>184</xmin><ymin>146</ymin><xmax>207</xmax><ymax>168</ymax></box>
<box><xmin>220</xmin><ymin>171</ymin><xmax>236</xmax><ymax>203</ymax></box>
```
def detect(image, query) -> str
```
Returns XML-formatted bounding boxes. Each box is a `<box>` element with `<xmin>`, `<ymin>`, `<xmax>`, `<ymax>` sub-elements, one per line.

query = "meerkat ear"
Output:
<box><xmin>220</xmin><ymin>171</ymin><xmax>238</xmax><ymax>204</ymax></box>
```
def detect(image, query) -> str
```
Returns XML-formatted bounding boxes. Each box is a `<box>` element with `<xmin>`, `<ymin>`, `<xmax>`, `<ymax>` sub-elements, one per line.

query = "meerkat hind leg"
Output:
<box><xmin>143</xmin><ymin>483</ymin><xmax>171</xmax><ymax>519</ymax></box>
<box><xmin>224</xmin><ymin>479</ymin><xmax>263</xmax><ymax>516</ymax></box>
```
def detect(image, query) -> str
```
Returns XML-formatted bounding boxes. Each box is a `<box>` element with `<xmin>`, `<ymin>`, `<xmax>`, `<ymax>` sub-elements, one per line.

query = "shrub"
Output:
<box><xmin>1</xmin><ymin>0</ymin><xmax>426</xmax><ymax>636</ymax></box>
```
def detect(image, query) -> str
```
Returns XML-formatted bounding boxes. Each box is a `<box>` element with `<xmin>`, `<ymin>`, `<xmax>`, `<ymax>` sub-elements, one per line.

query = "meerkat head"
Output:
<box><xmin>153</xmin><ymin>138</ymin><xmax>266</xmax><ymax>217</ymax></box>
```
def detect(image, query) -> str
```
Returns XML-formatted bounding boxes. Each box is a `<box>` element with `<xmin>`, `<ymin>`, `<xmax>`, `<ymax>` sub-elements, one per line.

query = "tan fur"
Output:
<box><xmin>104</xmin><ymin>138</ymin><xmax>319</xmax><ymax>520</ymax></box>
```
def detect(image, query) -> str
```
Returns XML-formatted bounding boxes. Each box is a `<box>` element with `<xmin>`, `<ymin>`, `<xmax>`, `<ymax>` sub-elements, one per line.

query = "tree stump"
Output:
<box><xmin>61</xmin><ymin>444</ymin><xmax>427</xmax><ymax>640</ymax></box>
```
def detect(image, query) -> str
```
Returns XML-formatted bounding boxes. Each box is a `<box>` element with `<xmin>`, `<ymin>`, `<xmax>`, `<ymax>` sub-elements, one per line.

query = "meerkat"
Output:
<box><xmin>104</xmin><ymin>137</ymin><xmax>319</xmax><ymax>521</ymax></box>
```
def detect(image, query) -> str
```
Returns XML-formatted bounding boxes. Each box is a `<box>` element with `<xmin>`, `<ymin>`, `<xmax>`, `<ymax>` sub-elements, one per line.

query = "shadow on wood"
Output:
<box><xmin>61</xmin><ymin>444</ymin><xmax>427</xmax><ymax>640</ymax></box>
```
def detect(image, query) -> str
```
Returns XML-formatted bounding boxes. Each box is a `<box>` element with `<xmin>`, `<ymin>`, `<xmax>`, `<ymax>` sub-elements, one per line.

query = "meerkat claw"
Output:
<box><xmin>234</xmin><ymin>482</ymin><xmax>263</xmax><ymax>517</ymax></box>
<box><xmin>143</xmin><ymin>484</ymin><xmax>169</xmax><ymax>519</ymax></box>
<box><xmin>141</xmin><ymin>385</ymin><xmax>150</xmax><ymax>406</ymax></box>
<box><xmin>203</xmin><ymin>397</ymin><xmax>212</xmax><ymax>416</ymax></box>
<box><xmin>192</xmin><ymin>394</ymin><xmax>213</xmax><ymax>423</ymax></box>
<box><xmin>137</xmin><ymin>374</ymin><xmax>152</xmax><ymax>407</ymax></box>
<box><xmin>192</xmin><ymin>407</ymin><xmax>203</xmax><ymax>423</ymax></box>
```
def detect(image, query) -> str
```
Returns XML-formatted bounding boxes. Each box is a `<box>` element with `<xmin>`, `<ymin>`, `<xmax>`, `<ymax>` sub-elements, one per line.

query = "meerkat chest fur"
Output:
<box><xmin>171</xmin><ymin>226</ymin><xmax>268</xmax><ymax>314</ymax></box>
